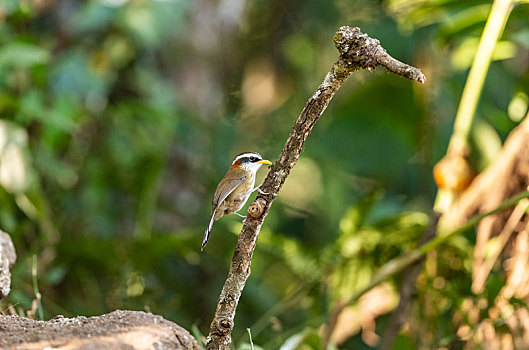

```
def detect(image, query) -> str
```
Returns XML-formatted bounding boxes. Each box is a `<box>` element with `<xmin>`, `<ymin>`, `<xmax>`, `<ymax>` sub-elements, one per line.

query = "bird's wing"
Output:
<box><xmin>202</xmin><ymin>168</ymin><xmax>247</xmax><ymax>251</ymax></box>
<box><xmin>212</xmin><ymin>168</ymin><xmax>247</xmax><ymax>207</ymax></box>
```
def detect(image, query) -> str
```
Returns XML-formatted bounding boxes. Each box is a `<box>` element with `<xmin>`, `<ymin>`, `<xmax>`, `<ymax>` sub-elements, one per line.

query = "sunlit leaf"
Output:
<box><xmin>259</xmin><ymin>230</ymin><xmax>321</xmax><ymax>281</ymax></box>
<box><xmin>238</xmin><ymin>343</ymin><xmax>264</xmax><ymax>350</ymax></box>
<box><xmin>451</xmin><ymin>38</ymin><xmax>517</xmax><ymax>70</ymax></box>
<box><xmin>279</xmin><ymin>328</ymin><xmax>320</xmax><ymax>350</ymax></box>
<box><xmin>393</xmin><ymin>334</ymin><xmax>417</xmax><ymax>350</ymax></box>
<box><xmin>338</xmin><ymin>192</ymin><xmax>379</xmax><ymax>239</ymax></box>
<box><xmin>439</xmin><ymin>4</ymin><xmax>490</xmax><ymax>36</ymax></box>
<box><xmin>470</xmin><ymin>118</ymin><xmax>502</xmax><ymax>171</ymax></box>
<box><xmin>0</xmin><ymin>120</ymin><xmax>30</xmax><ymax>193</ymax></box>
<box><xmin>279</xmin><ymin>158</ymin><xmax>323</xmax><ymax>212</ymax></box>
<box><xmin>508</xmin><ymin>92</ymin><xmax>528</xmax><ymax>122</ymax></box>
<box><xmin>282</xmin><ymin>34</ymin><xmax>316</xmax><ymax>74</ymax></box>
<box><xmin>0</xmin><ymin>43</ymin><xmax>49</xmax><ymax>69</ymax></box>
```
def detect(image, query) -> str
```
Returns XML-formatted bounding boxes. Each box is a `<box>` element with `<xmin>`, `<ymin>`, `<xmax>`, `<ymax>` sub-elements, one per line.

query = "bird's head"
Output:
<box><xmin>231</xmin><ymin>152</ymin><xmax>272</xmax><ymax>173</ymax></box>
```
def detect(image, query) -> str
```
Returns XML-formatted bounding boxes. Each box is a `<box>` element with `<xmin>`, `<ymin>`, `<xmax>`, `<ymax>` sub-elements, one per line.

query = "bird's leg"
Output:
<box><xmin>242</xmin><ymin>184</ymin><xmax>266</xmax><ymax>196</ymax></box>
<box><xmin>232</xmin><ymin>211</ymin><xmax>247</xmax><ymax>219</ymax></box>
<box><xmin>252</xmin><ymin>183</ymin><xmax>269</xmax><ymax>195</ymax></box>
<box><xmin>257</xmin><ymin>188</ymin><xmax>269</xmax><ymax>195</ymax></box>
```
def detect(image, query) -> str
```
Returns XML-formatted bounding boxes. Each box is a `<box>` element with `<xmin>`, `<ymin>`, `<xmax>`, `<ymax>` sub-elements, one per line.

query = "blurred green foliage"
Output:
<box><xmin>0</xmin><ymin>0</ymin><xmax>528</xmax><ymax>349</ymax></box>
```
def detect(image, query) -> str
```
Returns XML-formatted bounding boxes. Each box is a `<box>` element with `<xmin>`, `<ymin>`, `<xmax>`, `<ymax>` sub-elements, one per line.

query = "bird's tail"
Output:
<box><xmin>201</xmin><ymin>210</ymin><xmax>216</xmax><ymax>251</ymax></box>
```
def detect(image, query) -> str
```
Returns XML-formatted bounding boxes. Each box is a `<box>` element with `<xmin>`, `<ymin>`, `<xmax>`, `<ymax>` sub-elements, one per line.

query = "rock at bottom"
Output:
<box><xmin>0</xmin><ymin>230</ymin><xmax>16</xmax><ymax>299</ymax></box>
<box><xmin>0</xmin><ymin>310</ymin><xmax>200</xmax><ymax>350</ymax></box>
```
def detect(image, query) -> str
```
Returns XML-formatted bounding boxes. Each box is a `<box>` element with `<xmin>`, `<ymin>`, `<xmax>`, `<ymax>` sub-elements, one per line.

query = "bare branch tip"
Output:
<box><xmin>206</xmin><ymin>25</ymin><xmax>427</xmax><ymax>349</ymax></box>
<box><xmin>334</xmin><ymin>26</ymin><xmax>426</xmax><ymax>84</ymax></box>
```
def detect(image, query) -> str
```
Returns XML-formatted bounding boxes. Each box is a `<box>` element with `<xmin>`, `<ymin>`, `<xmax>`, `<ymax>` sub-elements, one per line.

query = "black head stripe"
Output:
<box><xmin>233</xmin><ymin>152</ymin><xmax>262</xmax><ymax>164</ymax></box>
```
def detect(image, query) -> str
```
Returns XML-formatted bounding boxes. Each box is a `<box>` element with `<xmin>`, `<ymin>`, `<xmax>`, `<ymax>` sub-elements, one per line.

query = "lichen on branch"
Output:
<box><xmin>205</xmin><ymin>26</ymin><xmax>426</xmax><ymax>350</ymax></box>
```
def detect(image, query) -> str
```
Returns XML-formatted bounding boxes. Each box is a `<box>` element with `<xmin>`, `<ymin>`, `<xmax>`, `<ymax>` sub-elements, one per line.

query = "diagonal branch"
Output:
<box><xmin>205</xmin><ymin>26</ymin><xmax>425</xmax><ymax>350</ymax></box>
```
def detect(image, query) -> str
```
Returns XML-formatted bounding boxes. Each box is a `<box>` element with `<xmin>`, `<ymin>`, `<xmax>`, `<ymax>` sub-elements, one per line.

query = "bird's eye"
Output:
<box><xmin>249</xmin><ymin>156</ymin><xmax>257</xmax><ymax>162</ymax></box>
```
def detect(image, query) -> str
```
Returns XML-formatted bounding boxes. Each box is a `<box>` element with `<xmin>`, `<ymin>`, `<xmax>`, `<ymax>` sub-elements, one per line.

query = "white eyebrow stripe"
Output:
<box><xmin>232</xmin><ymin>152</ymin><xmax>261</xmax><ymax>164</ymax></box>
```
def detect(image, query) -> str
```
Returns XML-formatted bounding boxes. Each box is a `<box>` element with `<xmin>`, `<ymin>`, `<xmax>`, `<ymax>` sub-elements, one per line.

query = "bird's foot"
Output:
<box><xmin>258</xmin><ymin>188</ymin><xmax>270</xmax><ymax>195</ymax></box>
<box><xmin>253</xmin><ymin>183</ymin><xmax>270</xmax><ymax>195</ymax></box>
<box><xmin>232</xmin><ymin>212</ymin><xmax>247</xmax><ymax>219</ymax></box>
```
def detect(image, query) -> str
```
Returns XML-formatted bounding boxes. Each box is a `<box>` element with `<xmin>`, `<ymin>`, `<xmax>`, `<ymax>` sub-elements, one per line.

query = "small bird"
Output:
<box><xmin>202</xmin><ymin>152</ymin><xmax>272</xmax><ymax>251</ymax></box>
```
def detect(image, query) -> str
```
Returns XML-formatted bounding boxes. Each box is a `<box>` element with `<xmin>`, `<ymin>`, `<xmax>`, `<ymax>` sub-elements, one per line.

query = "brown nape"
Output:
<box><xmin>231</xmin><ymin>159</ymin><xmax>242</xmax><ymax>169</ymax></box>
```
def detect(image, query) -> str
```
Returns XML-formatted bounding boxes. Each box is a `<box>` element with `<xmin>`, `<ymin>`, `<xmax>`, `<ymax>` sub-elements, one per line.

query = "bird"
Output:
<box><xmin>202</xmin><ymin>152</ymin><xmax>272</xmax><ymax>251</ymax></box>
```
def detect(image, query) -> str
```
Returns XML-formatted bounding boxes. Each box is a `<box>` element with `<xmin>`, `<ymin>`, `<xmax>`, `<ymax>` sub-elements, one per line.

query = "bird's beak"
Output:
<box><xmin>258</xmin><ymin>159</ymin><xmax>272</xmax><ymax>165</ymax></box>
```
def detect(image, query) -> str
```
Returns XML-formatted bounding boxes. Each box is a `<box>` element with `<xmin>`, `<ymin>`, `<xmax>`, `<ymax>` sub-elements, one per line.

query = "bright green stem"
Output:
<box><xmin>32</xmin><ymin>254</ymin><xmax>44</xmax><ymax>320</ymax></box>
<box><xmin>434</xmin><ymin>0</ymin><xmax>515</xmax><ymax>213</ymax></box>
<box><xmin>447</xmin><ymin>0</ymin><xmax>514</xmax><ymax>155</ymax></box>
<box><xmin>247</xmin><ymin>328</ymin><xmax>255</xmax><ymax>350</ymax></box>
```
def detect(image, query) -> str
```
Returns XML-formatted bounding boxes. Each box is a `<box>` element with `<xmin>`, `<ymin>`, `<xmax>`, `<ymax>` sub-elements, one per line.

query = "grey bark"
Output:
<box><xmin>206</xmin><ymin>26</ymin><xmax>425</xmax><ymax>350</ymax></box>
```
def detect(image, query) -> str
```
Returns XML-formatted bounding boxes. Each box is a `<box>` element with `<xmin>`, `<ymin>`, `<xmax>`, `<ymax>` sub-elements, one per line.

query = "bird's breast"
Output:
<box><xmin>215</xmin><ymin>172</ymin><xmax>255</xmax><ymax>218</ymax></box>
<box><xmin>229</xmin><ymin>173</ymin><xmax>255</xmax><ymax>201</ymax></box>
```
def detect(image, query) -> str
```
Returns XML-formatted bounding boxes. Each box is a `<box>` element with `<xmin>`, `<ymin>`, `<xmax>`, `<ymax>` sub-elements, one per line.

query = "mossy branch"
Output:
<box><xmin>205</xmin><ymin>26</ymin><xmax>425</xmax><ymax>350</ymax></box>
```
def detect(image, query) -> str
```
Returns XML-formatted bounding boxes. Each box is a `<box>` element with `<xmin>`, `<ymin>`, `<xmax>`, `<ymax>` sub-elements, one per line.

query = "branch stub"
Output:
<box><xmin>213</xmin><ymin>318</ymin><xmax>233</xmax><ymax>336</ymax></box>
<box><xmin>248</xmin><ymin>198</ymin><xmax>266</xmax><ymax>219</ymax></box>
<box><xmin>333</xmin><ymin>25</ymin><xmax>426</xmax><ymax>84</ymax></box>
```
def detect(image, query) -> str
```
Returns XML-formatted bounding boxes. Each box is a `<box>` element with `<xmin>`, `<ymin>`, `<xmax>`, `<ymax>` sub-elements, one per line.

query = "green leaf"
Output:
<box><xmin>338</xmin><ymin>192</ymin><xmax>380</xmax><ymax>239</ymax></box>
<box><xmin>238</xmin><ymin>343</ymin><xmax>264</xmax><ymax>350</ymax></box>
<box><xmin>0</xmin><ymin>120</ymin><xmax>30</xmax><ymax>193</ymax></box>
<box><xmin>470</xmin><ymin>118</ymin><xmax>502</xmax><ymax>171</ymax></box>
<box><xmin>393</xmin><ymin>334</ymin><xmax>417</xmax><ymax>350</ymax></box>
<box><xmin>0</xmin><ymin>43</ymin><xmax>50</xmax><ymax>69</ymax></box>
<box><xmin>439</xmin><ymin>4</ymin><xmax>490</xmax><ymax>36</ymax></box>
<box><xmin>451</xmin><ymin>37</ymin><xmax>518</xmax><ymax>70</ymax></box>
<box><xmin>279</xmin><ymin>328</ymin><xmax>311</xmax><ymax>350</ymax></box>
